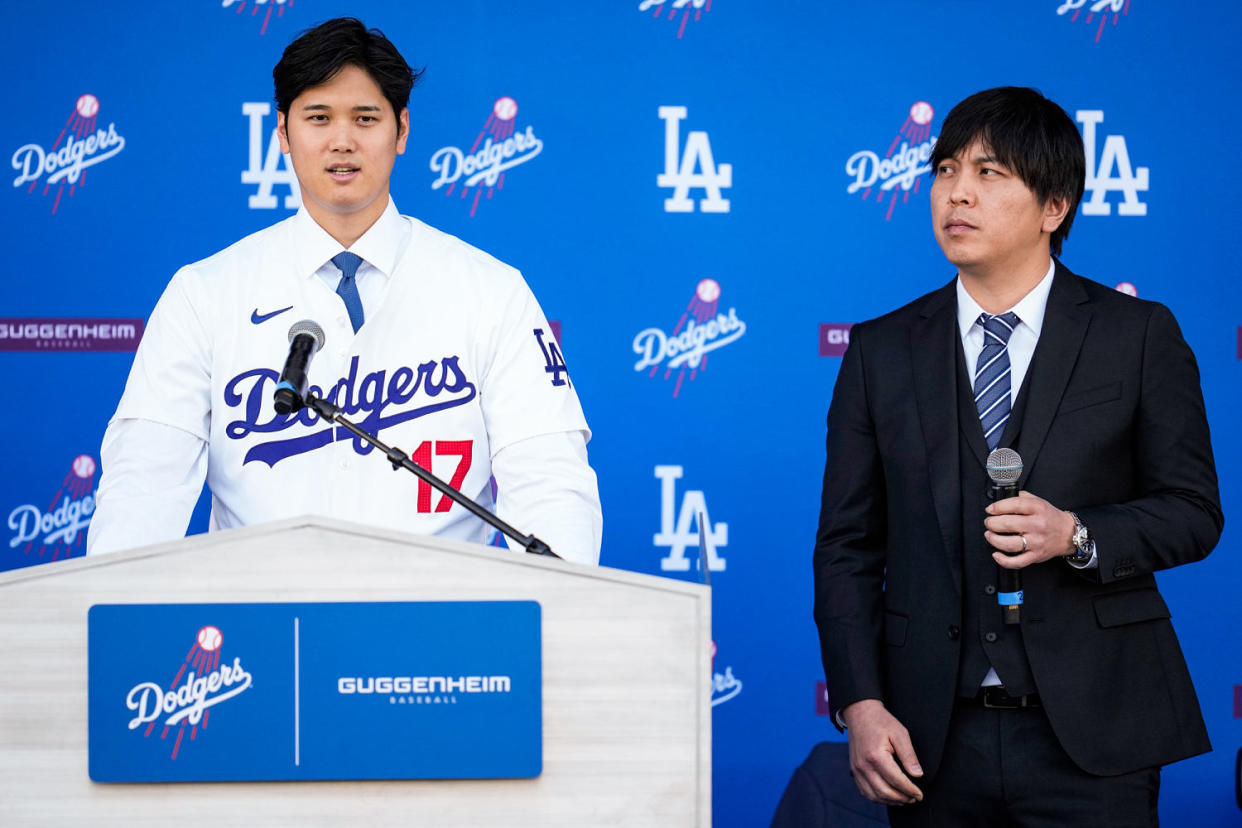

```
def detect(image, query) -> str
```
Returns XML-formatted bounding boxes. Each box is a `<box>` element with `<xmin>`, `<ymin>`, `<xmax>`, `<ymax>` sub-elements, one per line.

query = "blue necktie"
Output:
<box><xmin>974</xmin><ymin>312</ymin><xmax>1020</xmax><ymax>451</ymax></box>
<box><xmin>332</xmin><ymin>252</ymin><xmax>365</xmax><ymax>334</ymax></box>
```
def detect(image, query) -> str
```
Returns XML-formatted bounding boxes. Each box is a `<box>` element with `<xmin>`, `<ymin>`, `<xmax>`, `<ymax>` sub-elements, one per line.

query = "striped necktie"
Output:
<box><xmin>332</xmin><ymin>252</ymin><xmax>365</xmax><ymax>334</ymax></box>
<box><xmin>974</xmin><ymin>312</ymin><xmax>1020</xmax><ymax>451</ymax></box>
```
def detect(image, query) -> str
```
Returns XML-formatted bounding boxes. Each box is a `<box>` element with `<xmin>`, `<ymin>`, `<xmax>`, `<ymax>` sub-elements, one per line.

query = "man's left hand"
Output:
<box><xmin>984</xmin><ymin>491</ymin><xmax>1075</xmax><ymax>569</ymax></box>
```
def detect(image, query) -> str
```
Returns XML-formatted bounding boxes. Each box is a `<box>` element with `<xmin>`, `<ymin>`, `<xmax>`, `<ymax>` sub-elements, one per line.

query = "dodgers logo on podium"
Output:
<box><xmin>89</xmin><ymin>602</ymin><xmax>542</xmax><ymax>782</ymax></box>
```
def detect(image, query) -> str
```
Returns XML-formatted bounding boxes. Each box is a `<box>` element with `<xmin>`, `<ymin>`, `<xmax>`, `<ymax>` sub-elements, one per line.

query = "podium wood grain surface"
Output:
<box><xmin>0</xmin><ymin>517</ymin><xmax>711</xmax><ymax>827</ymax></box>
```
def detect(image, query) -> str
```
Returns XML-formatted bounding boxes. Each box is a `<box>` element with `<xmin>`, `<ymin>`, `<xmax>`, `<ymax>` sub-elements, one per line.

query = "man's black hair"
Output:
<box><xmin>273</xmin><ymin>17</ymin><xmax>421</xmax><ymax>124</ymax></box>
<box><xmin>931</xmin><ymin>87</ymin><xmax>1085</xmax><ymax>256</ymax></box>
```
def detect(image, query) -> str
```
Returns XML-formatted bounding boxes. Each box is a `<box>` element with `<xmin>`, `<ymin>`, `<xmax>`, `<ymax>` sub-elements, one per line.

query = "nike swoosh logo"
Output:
<box><xmin>251</xmin><ymin>305</ymin><xmax>294</xmax><ymax>325</ymax></box>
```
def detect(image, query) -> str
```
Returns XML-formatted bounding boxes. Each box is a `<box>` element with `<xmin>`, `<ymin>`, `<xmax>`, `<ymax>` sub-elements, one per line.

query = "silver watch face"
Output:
<box><xmin>1072</xmin><ymin>521</ymin><xmax>1089</xmax><ymax>551</ymax></box>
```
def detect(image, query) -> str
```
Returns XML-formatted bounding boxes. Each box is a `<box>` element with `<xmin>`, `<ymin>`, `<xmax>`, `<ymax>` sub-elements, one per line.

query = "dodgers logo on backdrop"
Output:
<box><xmin>654</xmin><ymin>465</ymin><xmax>727</xmax><ymax>572</ymax></box>
<box><xmin>5</xmin><ymin>454</ymin><xmax>97</xmax><ymax>570</ymax></box>
<box><xmin>220</xmin><ymin>0</ymin><xmax>295</xmax><ymax>36</ymax></box>
<box><xmin>845</xmin><ymin>101</ymin><xmax>937</xmax><ymax>221</ymax></box>
<box><xmin>658</xmin><ymin>106</ymin><xmax>732</xmax><ymax>212</ymax></box>
<box><xmin>633</xmin><ymin>279</ymin><xmax>745</xmax><ymax>397</ymax></box>
<box><xmin>1056</xmin><ymin>0</ymin><xmax>1128</xmax><ymax>43</ymax></box>
<box><xmin>1077</xmin><ymin>110</ymin><xmax>1148</xmax><ymax>216</ymax></box>
<box><xmin>242</xmin><ymin>101</ymin><xmax>302</xmax><ymax>210</ymax></box>
<box><xmin>11</xmin><ymin>94</ymin><xmax>125</xmax><ymax>214</ymax></box>
<box><xmin>224</xmin><ymin>354</ymin><xmax>477</xmax><ymax>467</ymax></box>
<box><xmin>430</xmin><ymin>97</ymin><xmax>544</xmax><ymax>218</ymax></box>
<box><xmin>710</xmin><ymin>642</ymin><xmax>742</xmax><ymax>707</ymax></box>
<box><xmin>124</xmin><ymin>625</ymin><xmax>254</xmax><ymax>760</ymax></box>
<box><xmin>640</xmin><ymin>0</ymin><xmax>711</xmax><ymax>39</ymax></box>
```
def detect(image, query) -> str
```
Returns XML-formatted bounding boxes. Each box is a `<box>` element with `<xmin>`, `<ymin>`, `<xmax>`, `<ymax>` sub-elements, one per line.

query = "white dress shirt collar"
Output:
<box><xmin>290</xmin><ymin>197</ymin><xmax>407</xmax><ymax>279</ymax></box>
<box><xmin>955</xmin><ymin>258</ymin><xmax>1056</xmax><ymax>340</ymax></box>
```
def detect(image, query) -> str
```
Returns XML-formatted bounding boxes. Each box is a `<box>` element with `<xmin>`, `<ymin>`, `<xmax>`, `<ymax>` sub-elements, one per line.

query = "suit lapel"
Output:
<box><xmin>910</xmin><ymin>280</ymin><xmax>964</xmax><ymax>592</ymax></box>
<box><xmin>1011</xmin><ymin>263</ymin><xmax>1090</xmax><ymax>485</ymax></box>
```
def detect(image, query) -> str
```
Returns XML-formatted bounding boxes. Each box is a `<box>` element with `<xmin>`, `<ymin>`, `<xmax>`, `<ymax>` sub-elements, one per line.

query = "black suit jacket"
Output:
<box><xmin>813</xmin><ymin>262</ymin><xmax>1223</xmax><ymax>778</ymax></box>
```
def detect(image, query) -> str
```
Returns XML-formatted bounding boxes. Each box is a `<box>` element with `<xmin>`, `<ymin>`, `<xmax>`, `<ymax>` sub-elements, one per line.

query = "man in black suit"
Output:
<box><xmin>813</xmin><ymin>87</ymin><xmax>1223</xmax><ymax>826</ymax></box>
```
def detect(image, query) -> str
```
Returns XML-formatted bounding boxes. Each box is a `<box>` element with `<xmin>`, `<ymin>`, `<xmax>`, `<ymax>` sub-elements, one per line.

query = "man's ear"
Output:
<box><xmin>396</xmin><ymin>108</ymin><xmax>409</xmax><ymax>155</ymax></box>
<box><xmin>276</xmin><ymin>110</ymin><xmax>291</xmax><ymax>155</ymax></box>
<box><xmin>1042</xmin><ymin>196</ymin><xmax>1070</xmax><ymax>234</ymax></box>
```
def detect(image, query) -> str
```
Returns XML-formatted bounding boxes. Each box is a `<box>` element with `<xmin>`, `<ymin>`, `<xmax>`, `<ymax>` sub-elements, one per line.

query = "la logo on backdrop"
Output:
<box><xmin>658</xmin><ymin>106</ymin><xmax>732</xmax><ymax>213</ymax></box>
<box><xmin>1056</xmin><ymin>0</ymin><xmax>1129</xmax><ymax>42</ymax></box>
<box><xmin>242</xmin><ymin>102</ymin><xmax>301</xmax><ymax>210</ymax></box>
<box><xmin>639</xmin><ymin>0</ymin><xmax>711</xmax><ymax>39</ymax></box>
<box><xmin>429</xmin><ymin>97</ymin><xmax>544</xmax><ymax>217</ymax></box>
<box><xmin>124</xmin><ymin>625</ymin><xmax>254</xmax><ymax>760</ymax></box>
<box><xmin>844</xmin><ymin>100</ymin><xmax>937</xmax><ymax>222</ymax></box>
<box><xmin>4</xmin><ymin>454</ymin><xmax>98</xmax><ymax>571</ymax></box>
<box><xmin>654</xmin><ymin>464</ymin><xmax>727</xmax><ymax>573</ymax></box>
<box><xmin>10</xmin><ymin>94</ymin><xmax>126</xmax><ymax>214</ymax></box>
<box><xmin>633</xmin><ymin>279</ymin><xmax>746</xmax><ymax>397</ymax></box>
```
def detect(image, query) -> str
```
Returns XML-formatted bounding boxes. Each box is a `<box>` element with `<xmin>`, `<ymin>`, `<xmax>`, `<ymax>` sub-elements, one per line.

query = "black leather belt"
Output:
<box><xmin>963</xmin><ymin>686</ymin><xmax>1042</xmax><ymax>709</ymax></box>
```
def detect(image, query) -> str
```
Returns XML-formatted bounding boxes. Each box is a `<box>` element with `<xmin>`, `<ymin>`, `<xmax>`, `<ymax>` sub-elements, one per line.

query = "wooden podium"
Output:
<box><xmin>0</xmin><ymin>517</ymin><xmax>711</xmax><ymax>827</ymax></box>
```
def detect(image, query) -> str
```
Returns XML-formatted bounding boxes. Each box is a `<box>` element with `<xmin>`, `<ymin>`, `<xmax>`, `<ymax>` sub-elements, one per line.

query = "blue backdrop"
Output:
<box><xmin>4</xmin><ymin>2</ymin><xmax>1240</xmax><ymax>824</ymax></box>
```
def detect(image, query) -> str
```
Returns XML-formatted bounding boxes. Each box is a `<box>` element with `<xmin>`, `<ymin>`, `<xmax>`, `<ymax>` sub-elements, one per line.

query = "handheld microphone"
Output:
<box><xmin>273</xmin><ymin>320</ymin><xmax>325</xmax><ymax>415</ymax></box>
<box><xmin>986</xmin><ymin>447</ymin><xmax>1023</xmax><ymax>626</ymax></box>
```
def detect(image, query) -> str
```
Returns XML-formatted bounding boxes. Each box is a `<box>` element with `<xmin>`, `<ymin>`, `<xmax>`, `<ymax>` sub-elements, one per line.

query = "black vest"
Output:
<box><xmin>954</xmin><ymin>344</ymin><xmax>1037</xmax><ymax>697</ymax></box>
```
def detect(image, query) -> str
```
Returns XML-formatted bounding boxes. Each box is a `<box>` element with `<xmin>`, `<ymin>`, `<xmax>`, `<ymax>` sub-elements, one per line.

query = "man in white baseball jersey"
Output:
<box><xmin>87</xmin><ymin>18</ymin><xmax>602</xmax><ymax>564</ymax></box>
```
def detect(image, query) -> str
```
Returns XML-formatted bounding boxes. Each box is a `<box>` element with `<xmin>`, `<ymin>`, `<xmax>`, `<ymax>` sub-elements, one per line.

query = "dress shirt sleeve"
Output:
<box><xmin>491</xmin><ymin>430</ymin><xmax>602</xmax><ymax>566</ymax></box>
<box><xmin>87</xmin><ymin>418</ymin><xmax>208</xmax><ymax>555</ymax></box>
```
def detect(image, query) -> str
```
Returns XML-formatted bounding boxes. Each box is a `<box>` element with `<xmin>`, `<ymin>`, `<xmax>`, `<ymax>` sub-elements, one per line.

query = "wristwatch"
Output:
<box><xmin>1066</xmin><ymin>511</ymin><xmax>1093</xmax><ymax>564</ymax></box>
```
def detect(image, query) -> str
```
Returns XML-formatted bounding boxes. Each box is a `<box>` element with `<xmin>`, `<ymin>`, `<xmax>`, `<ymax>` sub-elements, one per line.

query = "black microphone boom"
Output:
<box><xmin>986</xmin><ymin>447</ymin><xmax>1023</xmax><ymax>626</ymax></box>
<box><xmin>273</xmin><ymin>320</ymin><xmax>325</xmax><ymax>415</ymax></box>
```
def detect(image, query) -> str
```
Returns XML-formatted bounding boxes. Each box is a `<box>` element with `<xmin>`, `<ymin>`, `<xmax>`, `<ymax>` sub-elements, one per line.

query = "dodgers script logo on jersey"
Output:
<box><xmin>220</xmin><ymin>0</ymin><xmax>296</xmax><ymax>36</ymax></box>
<box><xmin>4</xmin><ymin>454</ymin><xmax>96</xmax><ymax>572</ymax></box>
<box><xmin>430</xmin><ymin>97</ymin><xmax>544</xmax><ymax>218</ymax></box>
<box><xmin>1056</xmin><ymin>0</ymin><xmax>1128</xmax><ymax>42</ymax></box>
<box><xmin>1077</xmin><ymin>109</ymin><xmax>1148</xmax><ymax>216</ymax></box>
<box><xmin>123</xmin><ymin>624</ymin><xmax>254</xmax><ymax>760</ymax></box>
<box><xmin>242</xmin><ymin>101</ymin><xmax>301</xmax><ymax>210</ymax></box>
<box><xmin>633</xmin><ymin>279</ymin><xmax>746</xmax><ymax>397</ymax></box>
<box><xmin>844</xmin><ymin>101</ymin><xmax>937</xmax><ymax>222</ymax></box>
<box><xmin>654</xmin><ymin>465</ymin><xmax>728</xmax><ymax>572</ymax></box>
<box><xmin>11</xmin><ymin>94</ymin><xmax>125</xmax><ymax>214</ymax></box>
<box><xmin>224</xmin><ymin>354</ymin><xmax>477</xmax><ymax>467</ymax></box>
<box><xmin>640</xmin><ymin>0</ymin><xmax>711</xmax><ymax>39</ymax></box>
<box><xmin>658</xmin><ymin>106</ymin><xmax>732</xmax><ymax>213</ymax></box>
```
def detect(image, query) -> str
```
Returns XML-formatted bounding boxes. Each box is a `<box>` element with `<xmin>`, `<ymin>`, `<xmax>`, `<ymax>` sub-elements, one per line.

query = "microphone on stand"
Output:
<box><xmin>273</xmin><ymin>320</ymin><xmax>325</xmax><ymax>415</ymax></box>
<box><xmin>986</xmin><ymin>447</ymin><xmax>1023</xmax><ymax>626</ymax></box>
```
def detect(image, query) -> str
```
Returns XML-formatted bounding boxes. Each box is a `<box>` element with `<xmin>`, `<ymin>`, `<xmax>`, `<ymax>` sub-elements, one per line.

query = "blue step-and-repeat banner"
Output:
<box><xmin>3</xmin><ymin>2</ymin><xmax>1240</xmax><ymax>825</ymax></box>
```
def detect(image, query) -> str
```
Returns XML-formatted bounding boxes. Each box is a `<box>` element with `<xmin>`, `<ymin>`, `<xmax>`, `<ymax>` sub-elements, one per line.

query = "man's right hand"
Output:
<box><xmin>841</xmin><ymin>699</ymin><xmax>924</xmax><ymax>806</ymax></box>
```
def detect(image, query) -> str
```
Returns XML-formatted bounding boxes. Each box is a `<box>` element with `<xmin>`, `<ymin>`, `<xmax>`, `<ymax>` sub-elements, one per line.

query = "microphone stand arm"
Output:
<box><xmin>305</xmin><ymin>393</ymin><xmax>559</xmax><ymax>559</ymax></box>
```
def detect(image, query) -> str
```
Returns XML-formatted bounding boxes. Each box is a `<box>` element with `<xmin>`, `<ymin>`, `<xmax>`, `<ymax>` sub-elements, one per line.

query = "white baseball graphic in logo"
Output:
<box><xmin>72</xmin><ymin>454</ymin><xmax>96</xmax><ymax>478</ymax></box>
<box><xmin>196</xmin><ymin>625</ymin><xmax>223</xmax><ymax>652</ymax></box>
<box><xmin>909</xmin><ymin>100</ymin><xmax>934</xmax><ymax>126</ymax></box>
<box><xmin>493</xmin><ymin>96</ymin><xmax>517</xmax><ymax>121</ymax></box>
<box><xmin>696</xmin><ymin>278</ymin><xmax>721</xmax><ymax>303</ymax></box>
<box><xmin>76</xmin><ymin>94</ymin><xmax>99</xmax><ymax>118</ymax></box>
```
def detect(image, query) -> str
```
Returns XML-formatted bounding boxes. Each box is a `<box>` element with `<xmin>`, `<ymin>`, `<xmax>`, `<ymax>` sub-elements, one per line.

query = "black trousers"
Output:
<box><xmin>887</xmin><ymin>700</ymin><xmax>1160</xmax><ymax>828</ymax></box>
